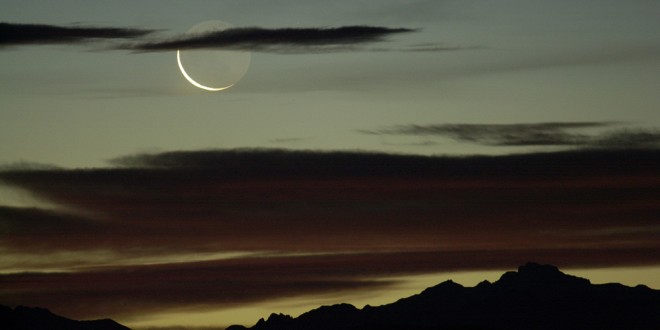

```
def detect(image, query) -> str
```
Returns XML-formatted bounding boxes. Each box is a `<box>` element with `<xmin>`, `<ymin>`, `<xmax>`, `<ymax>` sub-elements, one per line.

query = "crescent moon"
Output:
<box><xmin>176</xmin><ymin>50</ymin><xmax>233</xmax><ymax>92</ymax></box>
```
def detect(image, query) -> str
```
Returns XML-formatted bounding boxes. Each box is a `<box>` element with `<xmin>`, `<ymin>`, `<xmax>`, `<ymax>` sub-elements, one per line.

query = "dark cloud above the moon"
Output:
<box><xmin>361</xmin><ymin>122</ymin><xmax>660</xmax><ymax>148</ymax></box>
<box><xmin>0</xmin><ymin>22</ymin><xmax>155</xmax><ymax>47</ymax></box>
<box><xmin>0</xmin><ymin>22</ymin><xmax>418</xmax><ymax>53</ymax></box>
<box><xmin>126</xmin><ymin>25</ymin><xmax>417</xmax><ymax>53</ymax></box>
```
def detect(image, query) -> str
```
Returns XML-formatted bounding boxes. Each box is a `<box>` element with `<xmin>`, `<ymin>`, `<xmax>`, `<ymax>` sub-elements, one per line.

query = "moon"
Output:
<box><xmin>176</xmin><ymin>20</ymin><xmax>251</xmax><ymax>91</ymax></box>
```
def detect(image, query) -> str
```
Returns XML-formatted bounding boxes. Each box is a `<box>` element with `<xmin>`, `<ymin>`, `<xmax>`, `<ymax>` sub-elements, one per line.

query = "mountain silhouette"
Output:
<box><xmin>226</xmin><ymin>263</ymin><xmax>660</xmax><ymax>330</ymax></box>
<box><xmin>0</xmin><ymin>305</ymin><xmax>131</xmax><ymax>330</ymax></box>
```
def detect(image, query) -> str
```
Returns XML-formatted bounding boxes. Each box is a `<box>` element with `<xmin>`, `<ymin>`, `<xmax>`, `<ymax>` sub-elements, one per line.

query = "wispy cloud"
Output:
<box><xmin>125</xmin><ymin>26</ymin><xmax>417</xmax><ymax>53</ymax></box>
<box><xmin>268</xmin><ymin>137</ymin><xmax>308</xmax><ymax>144</ymax></box>
<box><xmin>367</xmin><ymin>42</ymin><xmax>481</xmax><ymax>53</ymax></box>
<box><xmin>361</xmin><ymin>122</ymin><xmax>660</xmax><ymax>148</ymax></box>
<box><xmin>2</xmin><ymin>148</ymin><xmax>659</xmax><ymax>319</ymax></box>
<box><xmin>441</xmin><ymin>45</ymin><xmax>660</xmax><ymax>79</ymax></box>
<box><xmin>0</xmin><ymin>22</ymin><xmax>154</xmax><ymax>47</ymax></box>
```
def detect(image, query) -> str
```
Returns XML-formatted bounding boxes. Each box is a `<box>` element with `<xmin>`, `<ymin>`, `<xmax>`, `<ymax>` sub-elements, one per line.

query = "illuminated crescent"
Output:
<box><xmin>176</xmin><ymin>50</ymin><xmax>233</xmax><ymax>92</ymax></box>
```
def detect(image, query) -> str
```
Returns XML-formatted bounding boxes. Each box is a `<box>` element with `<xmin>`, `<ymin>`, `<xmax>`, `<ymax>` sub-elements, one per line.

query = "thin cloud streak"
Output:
<box><xmin>0</xmin><ymin>22</ymin><xmax>154</xmax><ymax>47</ymax></box>
<box><xmin>125</xmin><ymin>26</ymin><xmax>417</xmax><ymax>53</ymax></box>
<box><xmin>268</xmin><ymin>137</ymin><xmax>308</xmax><ymax>144</ymax></box>
<box><xmin>361</xmin><ymin>122</ymin><xmax>660</xmax><ymax>148</ymax></box>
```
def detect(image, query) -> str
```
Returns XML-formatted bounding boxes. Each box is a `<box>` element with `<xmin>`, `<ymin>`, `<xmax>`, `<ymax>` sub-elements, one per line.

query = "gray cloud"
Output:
<box><xmin>0</xmin><ymin>22</ymin><xmax>154</xmax><ymax>47</ymax></box>
<box><xmin>125</xmin><ymin>26</ymin><xmax>417</xmax><ymax>53</ymax></box>
<box><xmin>361</xmin><ymin>122</ymin><xmax>660</xmax><ymax>148</ymax></box>
<box><xmin>592</xmin><ymin>129</ymin><xmax>660</xmax><ymax>148</ymax></box>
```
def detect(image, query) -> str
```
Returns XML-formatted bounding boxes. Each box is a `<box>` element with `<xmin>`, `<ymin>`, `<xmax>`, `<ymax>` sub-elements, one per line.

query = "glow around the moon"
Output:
<box><xmin>176</xmin><ymin>20</ymin><xmax>251</xmax><ymax>91</ymax></box>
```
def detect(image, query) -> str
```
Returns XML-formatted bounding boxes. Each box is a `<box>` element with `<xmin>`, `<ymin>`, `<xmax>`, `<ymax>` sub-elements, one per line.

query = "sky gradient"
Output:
<box><xmin>1</xmin><ymin>0</ymin><xmax>660</xmax><ymax>329</ymax></box>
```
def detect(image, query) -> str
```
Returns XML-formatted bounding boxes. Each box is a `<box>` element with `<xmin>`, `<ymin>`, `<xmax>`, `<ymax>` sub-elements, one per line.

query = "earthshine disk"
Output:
<box><xmin>176</xmin><ymin>20</ymin><xmax>251</xmax><ymax>91</ymax></box>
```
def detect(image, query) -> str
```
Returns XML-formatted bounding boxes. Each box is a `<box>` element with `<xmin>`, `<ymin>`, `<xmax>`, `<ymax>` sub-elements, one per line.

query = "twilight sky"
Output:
<box><xmin>1</xmin><ymin>0</ymin><xmax>660</xmax><ymax>329</ymax></box>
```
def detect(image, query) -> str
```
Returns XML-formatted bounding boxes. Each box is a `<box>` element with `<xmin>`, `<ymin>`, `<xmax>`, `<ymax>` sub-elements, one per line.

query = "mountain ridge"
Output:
<box><xmin>3</xmin><ymin>263</ymin><xmax>659</xmax><ymax>330</ymax></box>
<box><xmin>227</xmin><ymin>262</ymin><xmax>660</xmax><ymax>330</ymax></box>
<box><xmin>0</xmin><ymin>304</ymin><xmax>131</xmax><ymax>330</ymax></box>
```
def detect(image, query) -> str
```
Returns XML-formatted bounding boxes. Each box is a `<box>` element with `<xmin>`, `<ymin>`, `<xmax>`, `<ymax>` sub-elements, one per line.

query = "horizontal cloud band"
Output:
<box><xmin>127</xmin><ymin>26</ymin><xmax>417</xmax><ymax>52</ymax></box>
<box><xmin>361</xmin><ymin>122</ymin><xmax>660</xmax><ymax>148</ymax></box>
<box><xmin>0</xmin><ymin>22</ymin><xmax>154</xmax><ymax>46</ymax></box>
<box><xmin>1</xmin><ymin>22</ymin><xmax>417</xmax><ymax>53</ymax></box>
<box><xmin>1</xmin><ymin>148</ymin><xmax>659</xmax><ymax>320</ymax></box>
<box><xmin>2</xmin><ymin>248</ymin><xmax>658</xmax><ymax>320</ymax></box>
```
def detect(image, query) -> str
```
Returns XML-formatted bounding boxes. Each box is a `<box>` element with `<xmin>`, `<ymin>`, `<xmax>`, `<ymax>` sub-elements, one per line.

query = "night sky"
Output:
<box><xmin>1</xmin><ymin>1</ymin><xmax>660</xmax><ymax>329</ymax></box>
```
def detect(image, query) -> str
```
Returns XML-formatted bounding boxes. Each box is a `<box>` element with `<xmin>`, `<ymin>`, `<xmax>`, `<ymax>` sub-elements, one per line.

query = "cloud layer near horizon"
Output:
<box><xmin>1</xmin><ymin>148</ymin><xmax>660</xmax><ymax>319</ymax></box>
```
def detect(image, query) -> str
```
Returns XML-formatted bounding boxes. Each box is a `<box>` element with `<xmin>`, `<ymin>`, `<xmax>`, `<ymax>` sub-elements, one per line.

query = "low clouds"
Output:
<box><xmin>126</xmin><ymin>26</ymin><xmax>417</xmax><ymax>53</ymax></box>
<box><xmin>3</xmin><ymin>248</ymin><xmax>658</xmax><ymax>320</ymax></box>
<box><xmin>2</xmin><ymin>148</ymin><xmax>659</xmax><ymax>319</ymax></box>
<box><xmin>0</xmin><ymin>22</ymin><xmax>154</xmax><ymax>47</ymax></box>
<box><xmin>3</xmin><ymin>148</ymin><xmax>659</xmax><ymax>254</ymax></box>
<box><xmin>362</xmin><ymin>122</ymin><xmax>660</xmax><ymax>148</ymax></box>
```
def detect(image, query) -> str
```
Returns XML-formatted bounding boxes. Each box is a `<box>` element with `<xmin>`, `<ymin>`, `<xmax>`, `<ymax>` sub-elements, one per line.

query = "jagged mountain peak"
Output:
<box><xmin>496</xmin><ymin>262</ymin><xmax>590</xmax><ymax>288</ymax></box>
<box><xmin>518</xmin><ymin>261</ymin><xmax>560</xmax><ymax>273</ymax></box>
<box><xmin>419</xmin><ymin>279</ymin><xmax>465</xmax><ymax>295</ymax></box>
<box><xmin>234</xmin><ymin>263</ymin><xmax>660</xmax><ymax>330</ymax></box>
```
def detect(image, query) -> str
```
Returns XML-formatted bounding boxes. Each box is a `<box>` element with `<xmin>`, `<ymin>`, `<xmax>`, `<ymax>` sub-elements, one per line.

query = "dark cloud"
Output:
<box><xmin>361</xmin><ymin>122</ymin><xmax>660</xmax><ymax>148</ymax></box>
<box><xmin>593</xmin><ymin>129</ymin><xmax>660</xmax><ymax>148</ymax></box>
<box><xmin>108</xmin><ymin>148</ymin><xmax>443</xmax><ymax>174</ymax></box>
<box><xmin>99</xmin><ymin>147</ymin><xmax>660</xmax><ymax>182</ymax></box>
<box><xmin>0</xmin><ymin>206</ymin><xmax>111</xmax><ymax>250</ymax></box>
<box><xmin>0</xmin><ymin>22</ymin><xmax>417</xmax><ymax>53</ymax></box>
<box><xmin>125</xmin><ymin>26</ymin><xmax>417</xmax><ymax>53</ymax></box>
<box><xmin>0</xmin><ymin>22</ymin><xmax>154</xmax><ymax>47</ymax></box>
<box><xmin>2</xmin><ymin>148</ymin><xmax>660</xmax><ymax>320</ymax></box>
<box><xmin>1</xmin><ymin>148</ymin><xmax>659</xmax><ymax>252</ymax></box>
